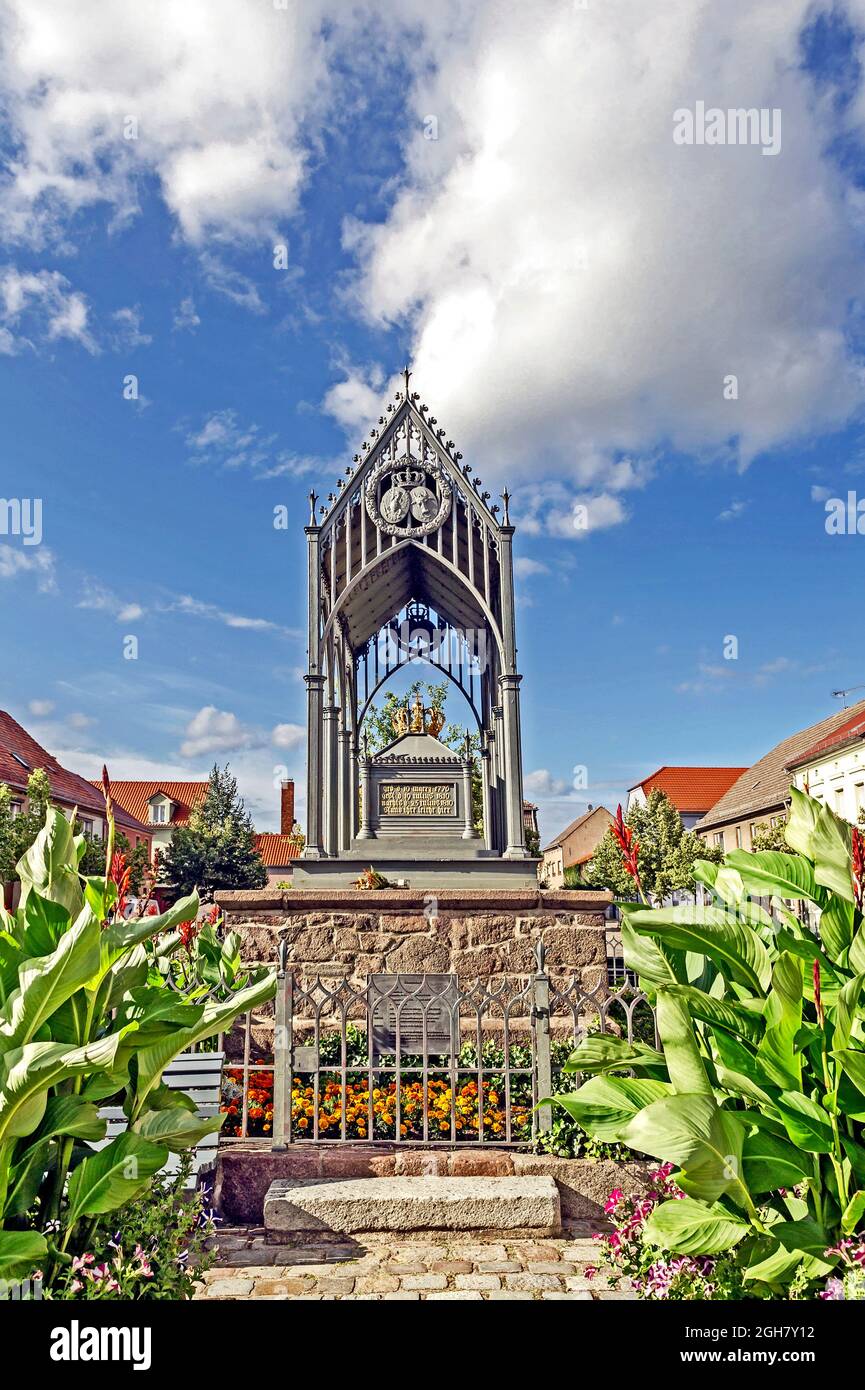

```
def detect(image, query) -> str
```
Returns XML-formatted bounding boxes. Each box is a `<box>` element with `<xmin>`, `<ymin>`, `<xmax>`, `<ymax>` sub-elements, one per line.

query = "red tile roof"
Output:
<box><xmin>93</xmin><ymin>780</ymin><xmax>209</xmax><ymax>828</ymax></box>
<box><xmin>0</xmin><ymin>711</ymin><xmax>150</xmax><ymax>835</ymax></box>
<box><xmin>629</xmin><ymin>766</ymin><xmax>748</xmax><ymax>814</ymax></box>
<box><xmin>254</xmin><ymin>833</ymin><xmax>302</xmax><ymax>868</ymax></box>
<box><xmin>787</xmin><ymin>710</ymin><xmax>865</xmax><ymax>770</ymax></box>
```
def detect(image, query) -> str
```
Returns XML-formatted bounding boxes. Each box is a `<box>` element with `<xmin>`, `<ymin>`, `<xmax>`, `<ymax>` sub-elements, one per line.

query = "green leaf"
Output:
<box><xmin>842</xmin><ymin>1190</ymin><xmax>865</xmax><ymax>1235</ymax></box>
<box><xmin>562</xmin><ymin>1035</ymin><xmax>667</xmax><ymax>1078</ymax></box>
<box><xmin>619</xmin><ymin>918</ymin><xmax>676</xmax><ymax>987</ymax></box>
<box><xmin>100</xmin><ymin>892</ymin><xmax>200</xmax><ymax>971</ymax></box>
<box><xmin>756</xmin><ymin>952</ymin><xmax>803</xmax><ymax>1091</ymax></box>
<box><xmin>623</xmin><ymin>905</ymin><xmax>772</xmax><ymax>994</ymax></box>
<box><xmin>0</xmin><ymin>1230</ymin><xmax>47</xmax><ymax>1280</ymax></box>
<box><xmin>129</xmin><ymin>970</ymin><xmax>274</xmax><ymax>1117</ymax></box>
<box><xmin>785</xmin><ymin>787</ymin><xmax>820</xmax><ymax>859</ymax></box>
<box><xmin>849</xmin><ymin>923</ymin><xmax>865</xmax><ymax>975</ymax></box>
<box><xmin>5</xmin><ymin>1139</ymin><xmax>51</xmax><ymax>1218</ymax></box>
<box><xmin>820</xmin><ymin>897</ymin><xmax>855</xmax><ymax>962</ymax></box>
<box><xmin>834</xmin><ymin>1048</ymin><xmax>865</xmax><ymax>1101</ymax></box>
<box><xmin>0</xmin><ymin>903</ymin><xmax>101</xmax><ymax>1051</ymax></box>
<box><xmin>655</xmin><ymin>989</ymin><xmax>712</xmax><ymax>1095</ymax></box>
<box><xmin>741</xmin><ymin>1126</ymin><xmax>812</xmax><ymax>1193</ymax></box>
<box><xmin>0</xmin><ymin>1033</ymin><xmax>124</xmax><ymax>1143</ymax></box>
<box><xmin>775</xmin><ymin>1091</ymin><xmax>835</xmax><ymax>1153</ymax></box>
<box><xmin>665</xmin><ymin>984</ymin><xmax>763</xmax><ymax>1042</ymax></box>
<box><xmin>65</xmin><ymin>1131</ymin><xmax>167</xmax><ymax>1223</ymax></box>
<box><xmin>133</xmin><ymin>1105</ymin><xmax>223</xmax><ymax>1153</ymax></box>
<box><xmin>15</xmin><ymin>807</ymin><xmax>84</xmax><ymax>918</ymax></box>
<box><xmin>832</xmin><ymin>974</ymin><xmax>865</xmax><ymax>1054</ymax></box>
<box><xmin>32</xmin><ymin>1094</ymin><xmax>106</xmax><ymax>1144</ymax></box>
<box><xmin>812</xmin><ymin>803</ymin><xmax>854</xmax><ymax>903</ymax></box>
<box><xmin>550</xmin><ymin>1075</ymin><xmax>670</xmax><ymax>1141</ymax></box>
<box><xmin>621</xmin><ymin>1094</ymin><xmax>748</xmax><ymax>1207</ymax></box>
<box><xmin>712</xmin><ymin>1030</ymin><xmax>777</xmax><ymax>1106</ymax></box>
<box><xmin>642</xmin><ymin>1196</ymin><xmax>749</xmax><ymax>1255</ymax></box>
<box><xmin>726</xmin><ymin>850</ymin><xmax>818</xmax><ymax>903</ymax></box>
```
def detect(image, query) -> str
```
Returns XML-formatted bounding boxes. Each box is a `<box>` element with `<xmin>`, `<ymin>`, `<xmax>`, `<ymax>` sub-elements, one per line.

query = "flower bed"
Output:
<box><xmin>221</xmin><ymin>1067</ymin><xmax>532</xmax><ymax>1140</ymax></box>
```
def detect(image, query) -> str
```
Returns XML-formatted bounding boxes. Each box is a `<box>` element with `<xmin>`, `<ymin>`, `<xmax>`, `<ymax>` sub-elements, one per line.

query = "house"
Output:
<box><xmin>539</xmin><ymin>805</ymin><xmax>613</xmax><ymax>888</ymax></box>
<box><xmin>626</xmin><ymin>766</ymin><xmax>748</xmax><ymax>831</ymax></box>
<box><xmin>0</xmin><ymin>710</ymin><xmax>152</xmax><ymax>851</ymax></box>
<box><xmin>99</xmin><ymin>780</ymin><xmax>208</xmax><ymax>860</ymax></box>
<box><xmin>696</xmin><ymin>698</ymin><xmax>865</xmax><ymax>853</ymax></box>
<box><xmin>786</xmin><ymin>704</ymin><xmax>865</xmax><ymax>825</ymax></box>
<box><xmin>254</xmin><ymin>780</ymin><xmax>302</xmax><ymax>885</ymax></box>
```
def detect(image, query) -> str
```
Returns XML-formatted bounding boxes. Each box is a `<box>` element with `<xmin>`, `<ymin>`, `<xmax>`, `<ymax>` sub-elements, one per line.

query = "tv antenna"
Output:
<box><xmin>831</xmin><ymin>684</ymin><xmax>865</xmax><ymax>708</ymax></box>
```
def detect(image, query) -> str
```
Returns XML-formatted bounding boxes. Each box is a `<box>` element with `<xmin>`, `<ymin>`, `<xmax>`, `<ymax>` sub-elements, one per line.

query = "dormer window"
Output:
<box><xmin>150</xmin><ymin>802</ymin><xmax>168</xmax><ymax>824</ymax></box>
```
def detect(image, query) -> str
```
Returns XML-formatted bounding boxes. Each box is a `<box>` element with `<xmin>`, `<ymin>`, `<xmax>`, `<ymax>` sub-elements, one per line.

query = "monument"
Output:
<box><xmin>293</xmin><ymin>368</ymin><xmax>539</xmax><ymax>889</ymax></box>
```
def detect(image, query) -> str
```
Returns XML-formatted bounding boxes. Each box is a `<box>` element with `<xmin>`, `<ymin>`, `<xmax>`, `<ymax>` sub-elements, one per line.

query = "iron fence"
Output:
<box><xmin>229</xmin><ymin>929</ymin><xmax>657</xmax><ymax>1150</ymax></box>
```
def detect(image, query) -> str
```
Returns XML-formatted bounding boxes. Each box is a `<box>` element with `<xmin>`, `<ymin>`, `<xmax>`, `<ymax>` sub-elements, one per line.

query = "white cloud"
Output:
<box><xmin>110</xmin><ymin>305</ymin><xmax>151</xmax><ymax>349</ymax></box>
<box><xmin>0</xmin><ymin>544</ymin><xmax>56</xmax><ymax>591</ymax></box>
<box><xmin>272</xmin><ymin>722</ymin><xmax>305</xmax><ymax>749</ymax></box>
<box><xmin>67</xmin><ymin>711</ymin><xmax>94</xmax><ymax>729</ymax></box>
<box><xmin>338</xmin><ymin>0</ymin><xmax>865</xmax><ymax>490</ymax></box>
<box><xmin>77</xmin><ymin>578</ymin><xmax>144</xmax><ymax>622</ymax></box>
<box><xmin>0</xmin><ymin>0</ymin><xmax>332</xmax><ymax>250</ymax></box>
<box><xmin>0</xmin><ymin>265</ymin><xmax>97</xmax><ymax>354</ymax></box>
<box><xmin>173</xmin><ymin>296</ymin><xmax>200</xmax><ymax>332</ymax></box>
<box><xmin>718</xmin><ymin>499</ymin><xmax>748</xmax><ymax>522</ymax></box>
<box><xmin>524</xmin><ymin>768</ymin><xmax>571</xmax><ymax>798</ymax></box>
<box><xmin>28</xmin><ymin>698</ymin><xmax>54</xmax><ymax>715</ymax></box>
<box><xmin>179</xmin><ymin>706</ymin><xmax>262</xmax><ymax>759</ymax></box>
<box><xmin>169</xmin><ymin>592</ymin><xmax>297</xmax><ymax>638</ymax></box>
<box><xmin>516</xmin><ymin>483</ymin><xmax>630</xmax><ymax>539</ymax></box>
<box><xmin>513</xmin><ymin>556</ymin><xmax>549</xmax><ymax>579</ymax></box>
<box><xmin>811</xmin><ymin>484</ymin><xmax>832</xmax><ymax>502</ymax></box>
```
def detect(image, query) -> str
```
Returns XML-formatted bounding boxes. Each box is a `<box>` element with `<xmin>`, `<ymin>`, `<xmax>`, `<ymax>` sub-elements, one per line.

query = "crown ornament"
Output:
<box><xmin>392</xmin><ymin>464</ymin><xmax>425</xmax><ymax>489</ymax></box>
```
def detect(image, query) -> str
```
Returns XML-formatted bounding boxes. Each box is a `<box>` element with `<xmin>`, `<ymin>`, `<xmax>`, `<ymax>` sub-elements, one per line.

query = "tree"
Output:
<box><xmin>158</xmin><ymin>764</ymin><xmax>267</xmax><ymax>895</ymax></box>
<box><xmin>0</xmin><ymin>768</ymin><xmax>51</xmax><ymax>886</ymax></box>
<box><xmin>588</xmin><ymin>788</ymin><xmax>722</xmax><ymax>904</ymax></box>
<box><xmin>750</xmin><ymin>815</ymin><xmax>790</xmax><ymax>852</ymax></box>
<box><xmin>363</xmin><ymin>678</ymin><xmax>483</xmax><ymax>831</ymax></box>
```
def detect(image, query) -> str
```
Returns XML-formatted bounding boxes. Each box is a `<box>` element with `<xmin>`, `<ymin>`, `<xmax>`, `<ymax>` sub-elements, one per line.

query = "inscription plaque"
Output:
<box><xmin>369</xmin><ymin>974</ymin><xmax>459</xmax><ymax>1060</ymax></box>
<box><xmin>379</xmin><ymin>782</ymin><xmax>455</xmax><ymax>816</ymax></box>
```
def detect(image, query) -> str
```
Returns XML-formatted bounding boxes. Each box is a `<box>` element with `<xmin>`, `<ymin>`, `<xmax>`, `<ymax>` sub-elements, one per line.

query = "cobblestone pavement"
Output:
<box><xmin>196</xmin><ymin>1223</ymin><xmax>632</xmax><ymax>1300</ymax></box>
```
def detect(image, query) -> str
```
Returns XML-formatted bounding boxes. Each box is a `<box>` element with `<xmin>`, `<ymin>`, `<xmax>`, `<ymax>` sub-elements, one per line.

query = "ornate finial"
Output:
<box><xmin>403</xmin><ymin>363</ymin><xmax>412</xmax><ymax>396</ymax></box>
<box><xmin>501</xmin><ymin>488</ymin><xmax>511</xmax><ymax>525</ymax></box>
<box><xmin>308</xmin><ymin>490</ymin><xmax>318</xmax><ymax>524</ymax></box>
<box><xmin>362</xmin><ymin>729</ymin><xmax>370</xmax><ymax>759</ymax></box>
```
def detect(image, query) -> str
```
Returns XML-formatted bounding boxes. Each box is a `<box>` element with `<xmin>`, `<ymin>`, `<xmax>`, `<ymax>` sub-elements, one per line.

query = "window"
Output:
<box><xmin>736</xmin><ymin>826</ymin><xmax>743</xmax><ymax>849</ymax></box>
<box><xmin>856</xmin><ymin>783</ymin><xmax>865</xmax><ymax>815</ymax></box>
<box><xmin>79</xmin><ymin>817</ymin><xmax>94</xmax><ymax>837</ymax></box>
<box><xmin>10</xmin><ymin>799</ymin><xmax>23</xmax><ymax>817</ymax></box>
<box><xmin>150</xmin><ymin>802</ymin><xmax>168</xmax><ymax>824</ymax></box>
<box><xmin>713</xmin><ymin>832</ymin><xmax>723</xmax><ymax>848</ymax></box>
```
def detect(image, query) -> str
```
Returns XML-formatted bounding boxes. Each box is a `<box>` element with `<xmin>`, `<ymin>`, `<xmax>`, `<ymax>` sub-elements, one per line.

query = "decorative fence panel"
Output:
<box><xmin>218</xmin><ymin>931</ymin><xmax>656</xmax><ymax>1150</ymax></box>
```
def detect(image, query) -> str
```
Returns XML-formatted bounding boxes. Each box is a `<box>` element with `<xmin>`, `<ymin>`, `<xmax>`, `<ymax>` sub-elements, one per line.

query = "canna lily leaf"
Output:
<box><xmin>842</xmin><ymin>1190</ymin><xmax>865</xmax><ymax>1235</ymax></box>
<box><xmin>811</xmin><ymin>803</ymin><xmax>854</xmax><ymax>903</ymax></box>
<box><xmin>725</xmin><ymin>850</ymin><xmax>819</xmax><ymax>903</ymax></box>
<box><xmin>619</xmin><ymin>918</ymin><xmax>677</xmax><ymax>987</ymax></box>
<box><xmin>775</xmin><ymin>1091</ymin><xmax>835</xmax><ymax>1153</ymax></box>
<box><xmin>0</xmin><ymin>1230</ymin><xmax>48</xmax><ymax>1281</ymax></box>
<box><xmin>621</xmin><ymin>1094</ymin><xmax>749</xmax><ymax>1208</ymax></box>
<box><xmin>0</xmin><ymin>903</ymin><xmax>101</xmax><ymax>1052</ymax></box>
<box><xmin>562</xmin><ymin>1035</ymin><xmax>667</xmax><ymax>1078</ymax></box>
<box><xmin>741</xmin><ymin>1126</ymin><xmax>812</xmax><ymax>1193</ymax></box>
<box><xmin>32</xmin><ymin>1094</ymin><xmax>106</xmax><ymax>1144</ymax></box>
<box><xmin>642</xmin><ymin>1196</ymin><xmax>750</xmax><ymax>1255</ymax></box>
<box><xmin>548</xmin><ymin>1075</ymin><xmax>670</xmax><ymax>1141</ymax></box>
<box><xmin>785</xmin><ymin>787</ymin><xmax>821</xmax><ymax>860</ymax></box>
<box><xmin>831</xmin><ymin>974</ymin><xmax>865</xmax><ymax>1054</ymax></box>
<box><xmin>655</xmin><ymin>989</ymin><xmax>712</xmax><ymax>1096</ymax></box>
<box><xmin>819</xmin><ymin>896</ymin><xmax>855</xmax><ymax>962</ymax></box>
<box><xmin>622</xmin><ymin>905</ymin><xmax>772</xmax><ymax>994</ymax></box>
<box><xmin>665</xmin><ymin>984</ymin><xmax>762</xmax><ymax>1043</ymax></box>
<box><xmin>65</xmin><ymin>1131</ymin><xmax>167</xmax><ymax>1223</ymax></box>
<box><xmin>0</xmin><ymin>1032</ymin><xmax>124</xmax><ymax>1143</ymax></box>
<box><xmin>133</xmin><ymin>1104</ymin><xmax>223</xmax><ymax>1153</ymax></box>
<box><xmin>15</xmin><ymin>808</ymin><xmax>84</xmax><ymax>919</ymax></box>
<box><xmin>755</xmin><ymin>952</ymin><xmax>803</xmax><ymax>1091</ymax></box>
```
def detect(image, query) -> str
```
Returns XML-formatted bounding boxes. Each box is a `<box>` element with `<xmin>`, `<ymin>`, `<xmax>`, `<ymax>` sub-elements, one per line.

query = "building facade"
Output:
<box><xmin>626</xmin><ymin>766</ymin><xmax>747</xmax><ymax>831</ymax></box>
<box><xmin>786</xmin><ymin>707</ymin><xmax>865</xmax><ymax>824</ymax></box>
<box><xmin>539</xmin><ymin>805</ymin><xmax>613</xmax><ymax>889</ymax></box>
<box><xmin>696</xmin><ymin>698</ymin><xmax>865</xmax><ymax>852</ymax></box>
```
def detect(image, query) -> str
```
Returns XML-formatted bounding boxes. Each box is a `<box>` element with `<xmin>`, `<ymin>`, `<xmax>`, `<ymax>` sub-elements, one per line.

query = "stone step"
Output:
<box><xmin>264</xmin><ymin>1176</ymin><xmax>561</xmax><ymax>1239</ymax></box>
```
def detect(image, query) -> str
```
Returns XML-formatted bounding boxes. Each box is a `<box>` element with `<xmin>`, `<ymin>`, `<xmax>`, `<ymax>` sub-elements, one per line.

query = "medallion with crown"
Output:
<box><xmin>365</xmin><ymin>450</ymin><xmax>452</xmax><ymax>538</ymax></box>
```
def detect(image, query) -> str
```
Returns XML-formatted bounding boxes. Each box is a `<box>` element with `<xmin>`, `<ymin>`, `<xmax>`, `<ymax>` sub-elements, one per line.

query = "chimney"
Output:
<box><xmin>280</xmin><ymin>779</ymin><xmax>295</xmax><ymax>835</ymax></box>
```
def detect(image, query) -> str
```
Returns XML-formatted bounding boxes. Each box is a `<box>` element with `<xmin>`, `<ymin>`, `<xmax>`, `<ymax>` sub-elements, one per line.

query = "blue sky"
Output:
<box><xmin>1</xmin><ymin>1</ymin><xmax>865</xmax><ymax>841</ymax></box>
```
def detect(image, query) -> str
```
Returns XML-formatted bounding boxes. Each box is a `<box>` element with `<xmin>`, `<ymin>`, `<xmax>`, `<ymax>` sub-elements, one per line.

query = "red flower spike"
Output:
<box><xmin>611</xmin><ymin>803</ymin><xmax>641</xmax><ymax>882</ymax></box>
